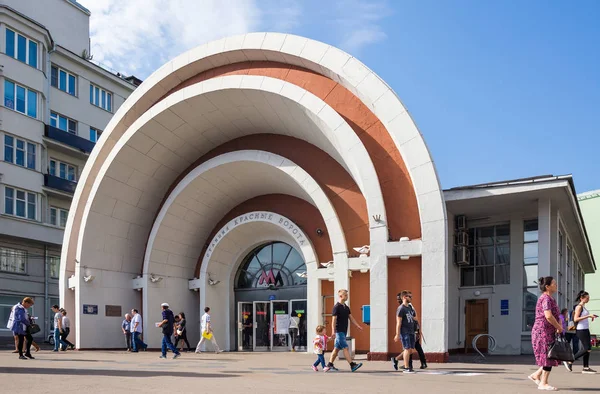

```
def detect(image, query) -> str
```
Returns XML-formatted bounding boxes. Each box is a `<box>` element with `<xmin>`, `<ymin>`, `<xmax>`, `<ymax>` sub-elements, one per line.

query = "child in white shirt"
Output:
<box><xmin>312</xmin><ymin>325</ymin><xmax>332</xmax><ymax>371</ymax></box>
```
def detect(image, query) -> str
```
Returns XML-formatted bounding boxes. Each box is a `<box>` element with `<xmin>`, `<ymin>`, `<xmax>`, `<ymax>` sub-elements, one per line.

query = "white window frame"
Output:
<box><xmin>4</xmin><ymin>186</ymin><xmax>37</xmax><ymax>221</ymax></box>
<box><xmin>48</xmin><ymin>256</ymin><xmax>60</xmax><ymax>279</ymax></box>
<box><xmin>49</xmin><ymin>206</ymin><xmax>68</xmax><ymax>228</ymax></box>
<box><xmin>50</xmin><ymin>112</ymin><xmax>77</xmax><ymax>134</ymax></box>
<box><xmin>89</xmin><ymin>83</ymin><xmax>113</xmax><ymax>112</ymax></box>
<box><xmin>3</xmin><ymin>134</ymin><xmax>37</xmax><ymax>170</ymax></box>
<box><xmin>4</xmin><ymin>79</ymin><xmax>38</xmax><ymax>118</ymax></box>
<box><xmin>49</xmin><ymin>158</ymin><xmax>77</xmax><ymax>182</ymax></box>
<box><xmin>5</xmin><ymin>27</ymin><xmax>38</xmax><ymax>68</ymax></box>
<box><xmin>51</xmin><ymin>65</ymin><xmax>77</xmax><ymax>96</ymax></box>
<box><xmin>90</xmin><ymin>127</ymin><xmax>103</xmax><ymax>143</ymax></box>
<box><xmin>0</xmin><ymin>247</ymin><xmax>27</xmax><ymax>274</ymax></box>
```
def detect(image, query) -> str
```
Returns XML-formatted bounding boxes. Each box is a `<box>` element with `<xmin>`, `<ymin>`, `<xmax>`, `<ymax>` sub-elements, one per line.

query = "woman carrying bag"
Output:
<box><xmin>528</xmin><ymin>276</ymin><xmax>563</xmax><ymax>391</ymax></box>
<box><xmin>564</xmin><ymin>291</ymin><xmax>598</xmax><ymax>373</ymax></box>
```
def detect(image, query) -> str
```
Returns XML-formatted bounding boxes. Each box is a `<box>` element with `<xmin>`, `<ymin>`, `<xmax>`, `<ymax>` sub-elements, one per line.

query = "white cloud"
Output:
<box><xmin>334</xmin><ymin>0</ymin><xmax>391</xmax><ymax>53</ymax></box>
<box><xmin>78</xmin><ymin>0</ymin><xmax>389</xmax><ymax>78</ymax></box>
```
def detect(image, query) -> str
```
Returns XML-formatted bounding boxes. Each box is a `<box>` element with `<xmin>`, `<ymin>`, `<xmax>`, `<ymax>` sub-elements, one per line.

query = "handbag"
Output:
<box><xmin>202</xmin><ymin>330</ymin><xmax>213</xmax><ymax>340</ymax></box>
<box><xmin>176</xmin><ymin>329</ymin><xmax>183</xmax><ymax>336</ymax></box>
<box><xmin>547</xmin><ymin>334</ymin><xmax>574</xmax><ymax>362</ymax></box>
<box><xmin>28</xmin><ymin>323</ymin><xmax>41</xmax><ymax>335</ymax></box>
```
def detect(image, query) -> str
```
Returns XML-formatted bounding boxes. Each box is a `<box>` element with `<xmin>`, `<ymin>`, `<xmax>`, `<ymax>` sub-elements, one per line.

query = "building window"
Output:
<box><xmin>48</xmin><ymin>256</ymin><xmax>60</xmax><ymax>279</ymax></box>
<box><xmin>0</xmin><ymin>247</ymin><xmax>27</xmax><ymax>274</ymax></box>
<box><xmin>50</xmin><ymin>112</ymin><xmax>77</xmax><ymax>134</ymax></box>
<box><xmin>50</xmin><ymin>207</ymin><xmax>68</xmax><ymax>228</ymax></box>
<box><xmin>51</xmin><ymin>65</ymin><xmax>77</xmax><ymax>96</ymax></box>
<box><xmin>89</xmin><ymin>84</ymin><xmax>112</xmax><ymax>112</ymax></box>
<box><xmin>4</xmin><ymin>80</ymin><xmax>37</xmax><ymax>118</ymax></box>
<box><xmin>522</xmin><ymin>220</ymin><xmax>539</xmax><ymax>331</ymax></box>
<box><xmin>235</xmin><ymin>242</ymin><xmax>307</xmax><ymax>289</ymax></box>
<box><xmin>460</xmin><ymin>224</ymin><xmax>510</xmax><ymax>287</ymax></box>
<box><xmin>4</xmin><ymin>186</ymin><xmax>36</xmax><ymax>220</ymax></box>
<box><xmin>49</xmin><ymin>159</ymin><xmax>76</xmax><ymax>181</ymax></box>
<box><xmin>5</xmin><ymin>28</ymin><xmax>38</xmax><ymax>68</ymax></box>
<box><xmin>90</xmin><ymin>127</ymin><xmax>102</xmax><ymax>143</ymax></box>
<box><xmin>4</xmin><ymin>135</ymin><xmax>36</xmax><ymax>170</ymax></box>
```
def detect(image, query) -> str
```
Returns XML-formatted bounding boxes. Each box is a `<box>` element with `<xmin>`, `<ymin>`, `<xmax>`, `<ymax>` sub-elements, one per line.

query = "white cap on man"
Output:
<box><xmin>161</xmin><ymin>303</ymin><xmax>169</xmax><ymax>308</ymax></box>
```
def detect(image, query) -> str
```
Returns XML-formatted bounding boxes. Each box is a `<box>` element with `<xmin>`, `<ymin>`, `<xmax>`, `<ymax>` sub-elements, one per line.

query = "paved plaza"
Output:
<box><xmin>1</xmin><ymin>350</ymin><xmax>599</xmax><ymax>393</ymax></box>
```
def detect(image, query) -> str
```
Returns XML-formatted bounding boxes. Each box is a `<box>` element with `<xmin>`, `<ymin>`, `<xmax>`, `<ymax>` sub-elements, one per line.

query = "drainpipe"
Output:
<box><xmin>44</xmin><ymin>244</ymin><xmax>49</xmax><ymax>340</ymax></box>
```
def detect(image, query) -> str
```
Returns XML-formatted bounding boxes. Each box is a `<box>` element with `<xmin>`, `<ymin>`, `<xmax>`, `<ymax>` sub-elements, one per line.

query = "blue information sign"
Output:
<box><xmin>83</xmin><ymin>304</ymin><xmax>98</xmax><ymax>315</ymax></box>
<box><xmin>269</xmin><ymin>295</ymin><xmax>276</xmax><ymax>301</ymax></box>
<box><xmin>500</xmin><ymin>299</ymin><xmax>509</xmax><ymax>310</ymax></box>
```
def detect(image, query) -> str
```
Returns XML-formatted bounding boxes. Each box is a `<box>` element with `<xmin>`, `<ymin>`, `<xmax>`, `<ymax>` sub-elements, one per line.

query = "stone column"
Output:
<box><xmin>369</xmin><ymin>225</ymin><xmax>388</xmax><ymax>354</ymax></box>
<box><xmin>538</xmin><ymin>199</ymin><xmax>552</xmax><ymax>278</ymax></box>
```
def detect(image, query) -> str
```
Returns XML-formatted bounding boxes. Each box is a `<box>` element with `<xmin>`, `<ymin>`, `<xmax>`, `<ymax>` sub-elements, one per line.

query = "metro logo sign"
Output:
<box><xmin>258</xmin><ymin>269</ymin><xmax>284</xmax><ymax>287</ymax></box>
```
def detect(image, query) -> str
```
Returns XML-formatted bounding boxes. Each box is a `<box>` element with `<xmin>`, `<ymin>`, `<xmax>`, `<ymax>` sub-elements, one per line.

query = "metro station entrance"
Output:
<box><xmin>234</xmin><ymin>242</ymin><xmax>308</xmax><ymax>352</ymax></box>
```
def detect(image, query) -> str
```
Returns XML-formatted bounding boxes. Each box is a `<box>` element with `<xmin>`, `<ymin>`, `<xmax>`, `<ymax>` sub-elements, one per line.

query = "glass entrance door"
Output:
<box><xmin>290</xmin><ymin>299</ymin><xmax>307</xmax><ymax>351</ymax></box>
<box><xmin>271</xmin><ymin>300</ymin><xmax>290</xmax><ymax>351</ymax></box>
<box><xmin>253</xmin><ymin>301</ymin><xmax>271</xmax><ymax>351</ymax></box>
<box><xmin>237</xmin><ymin>302</ymin><xmax>253</xmax><ymax>351</ymax></box>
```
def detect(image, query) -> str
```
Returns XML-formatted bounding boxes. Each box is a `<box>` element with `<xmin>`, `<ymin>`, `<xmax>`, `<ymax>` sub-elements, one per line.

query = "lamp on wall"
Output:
<box><xmin>149</xmin><ymin>274</ymin><xmax>163</xmax><ymax>283</ymax></box>
<box><xmin>82</xmin><ymin>267</ymin><xmax>95</xmax><ymax>283</ymax></box>
<box><xmin>83</xmin><ymin>275</ymin><xmax>95</xmax><ymax>283</ymax></box>
<box><xmin>207</xmin><ymin>274</ymin><xmax>220</xmax><ymax>286</ymax></box>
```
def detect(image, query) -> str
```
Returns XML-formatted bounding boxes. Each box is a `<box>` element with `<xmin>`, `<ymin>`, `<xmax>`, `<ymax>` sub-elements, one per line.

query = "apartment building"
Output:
<box><xmin>0</xmin><ymin>0</ymin><xmax>137</xmax><ymax>344</ymax></box>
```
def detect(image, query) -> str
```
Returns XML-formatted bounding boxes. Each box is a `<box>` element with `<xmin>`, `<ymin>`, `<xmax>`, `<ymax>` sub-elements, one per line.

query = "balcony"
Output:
<box><xmin>44</xmin><ymin>174</ymin><xmax>77</xmax><ymax>196</ymax></box>
<box><xmin>44</xmin><ymin>124</ymin><xmax>95</xmax><ymax>154</ymax></box>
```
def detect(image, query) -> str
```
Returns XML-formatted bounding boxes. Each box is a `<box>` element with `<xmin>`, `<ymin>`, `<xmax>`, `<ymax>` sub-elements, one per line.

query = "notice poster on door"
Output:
<box><xmin>276</xmin><ymin>314</ymin><xmax>290</xmax><ymax>334</ymax></box>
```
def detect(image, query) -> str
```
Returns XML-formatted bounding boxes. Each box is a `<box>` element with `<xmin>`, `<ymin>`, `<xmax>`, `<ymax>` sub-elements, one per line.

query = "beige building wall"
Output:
<box><xmin>0</xmin><ymin>0</ymin><xmax>136</xmax><ymax>343</ymax></box>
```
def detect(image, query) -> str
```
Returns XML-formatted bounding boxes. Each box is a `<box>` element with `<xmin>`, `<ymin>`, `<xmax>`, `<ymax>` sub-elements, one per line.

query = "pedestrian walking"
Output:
<box><xmin>175</xmin><ymin>312</ymin><xmax>192</xmax><ymax>352</ymax></box>
<box><xmin>412</xmin><ymin>316</ymin><xmax>428</xmax><ymax>369</ymax></box>
<box><xmin>195</xmin><ymin>307</ymin><xmax>223</xmax><ymax>353</ymax></box>
<box><xmin>158</xmin><ymin>303</ymin><xmax>180</xmax><ymax>359</ymax></box>
<box><xmin>311</xmin><ymin>325</ymin><xmax>332</xmax><ymax>371</ymax></box>
<box><xmin>528</xmin><ymin>276</ymin><xmax>562</xmax><ymax>391</ymax></box>
<box><xmin>289</xmin><ymin>313</ymin><xmax>300</xmax><ymax>352</ymax></box>
<box><xmin>323</xmin><ymin>289</ymin><xmax>363</xmax><ymax>372</ymax></box>
<box><xmin>122</xmin><ymin>314</ymin><xmax>132</xmax><ymax>351</ymax></box>
<box><xmin>51</xmin><ymin>304</ymin><xmax>62</xmax><ymax>352</ymax></box>
<box><xmin>59</xmin><ymin>310</ymin><xmax>75</xmax><ymax>350</ymax></box>
<box><xmin>391</xmin><ymin>291</ymin><xmax>417</xmax><ymax>373</ymax></box>
<box><xmin>130</xmin><ymin>309</ymin><xmax>147</xmax><ymax>352</ymax></box>
<box><xmin>564</xmin><ymin>290</ymin><xmax>597</xmax><ymax>373</ymax></box>
<box><xmin>7</xmin><ymin>297</ymin><xmax>35</xmax><ymax>360</ymax></box>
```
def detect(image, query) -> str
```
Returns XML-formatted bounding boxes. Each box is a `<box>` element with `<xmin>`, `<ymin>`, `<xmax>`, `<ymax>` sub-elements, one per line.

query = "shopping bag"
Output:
<box><xmin>202</xmin><ymin>331</ymin><xmax>213</xmax><ymax>340</ymax></box>
<box><xmin>547</xmin><ymin>334</ymin><xmax>574</xmax><ymax>362</ymax></box>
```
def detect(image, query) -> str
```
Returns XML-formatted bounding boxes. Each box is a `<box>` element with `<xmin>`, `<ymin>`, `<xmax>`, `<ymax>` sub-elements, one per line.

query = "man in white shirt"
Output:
<box><xmin>51</xmin><ymin>305</ymin><xmax>62</xmax><ymax>352</ymax></box>
<box><xmin>130</xmin><ymin>309</ymin><xmax>147</xmax><ymax>352</ymax></box>
<box><xmin>195</xmin><ymin>306</ymin><xmax>222</xmax><ymax>353</ymax></box>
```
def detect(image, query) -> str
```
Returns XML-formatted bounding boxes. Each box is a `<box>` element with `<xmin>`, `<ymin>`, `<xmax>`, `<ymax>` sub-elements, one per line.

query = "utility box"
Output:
<box><xmin>362</xmin><ymin>305</ymin><xmax>370</xmax><ymax>325</ymax></box>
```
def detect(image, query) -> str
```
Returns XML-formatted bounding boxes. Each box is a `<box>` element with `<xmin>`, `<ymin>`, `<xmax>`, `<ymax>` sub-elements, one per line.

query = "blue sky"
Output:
<box><xmin>80</xmin><ymin>0</ymin><xmax>600</xmax><ymax>193</ymax></box>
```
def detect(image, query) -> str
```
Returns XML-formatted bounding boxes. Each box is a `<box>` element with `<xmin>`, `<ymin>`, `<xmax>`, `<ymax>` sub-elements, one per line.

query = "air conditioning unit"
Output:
<box><xmin>454</xmin><ymin>246</ymin><xmax>470</xmax><ymax>266</ymax></box>
<box><xmin>455</xmin><ymin>215</ymin><xmax>467</xmax><ymax>230</ymax></box>
<box><xmin>455</xmin><ymin>231</ymin><xmax>469</xmax><ymax>246</ymax></box>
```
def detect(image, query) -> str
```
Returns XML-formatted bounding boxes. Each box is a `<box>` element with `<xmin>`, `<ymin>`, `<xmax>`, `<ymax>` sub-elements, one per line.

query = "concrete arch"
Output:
<box><xmin>142</xmin><ymin>149</ymin><xmax>346</xmax><ymax>276</ymax></box>
<box><xmin>201</xmin><ymin>212</ymin><xmax>319</xmax><ymax>351</ymax></box>
<box><xmin>61</xmin><ymin>33</ymin><xmax>447</xmax><ymax>355</ymax></box>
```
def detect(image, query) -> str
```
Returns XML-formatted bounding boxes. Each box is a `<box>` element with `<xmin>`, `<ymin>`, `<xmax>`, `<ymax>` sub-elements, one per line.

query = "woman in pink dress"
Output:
<box><xmin>528</xmin><ymin>276</ymin><xmax>563</xmax><ymax>391</ymax></box>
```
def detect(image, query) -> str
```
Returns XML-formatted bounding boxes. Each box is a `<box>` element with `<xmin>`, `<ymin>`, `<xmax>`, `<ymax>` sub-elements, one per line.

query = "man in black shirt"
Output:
<box><xmin>324</xmin><ymin>289</ymin><xmax>364</xmax><ymax>372</ymax></box>
<box><xmin>392</xmin><ymin>290</ymin><xmax>417</xmax><ymax>373</ymax></box>
<box><xmin>158</xmin><ymin>303</ymin><xmax>181</xmax><ymax>359</ymax></box>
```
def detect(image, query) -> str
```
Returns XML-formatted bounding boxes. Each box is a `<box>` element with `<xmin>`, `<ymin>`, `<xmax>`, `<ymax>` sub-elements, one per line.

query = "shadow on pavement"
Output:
<box><xmin>1</xmin><ymin>367</ymin><xmax>239</xmax><ymax>378</ymax></box>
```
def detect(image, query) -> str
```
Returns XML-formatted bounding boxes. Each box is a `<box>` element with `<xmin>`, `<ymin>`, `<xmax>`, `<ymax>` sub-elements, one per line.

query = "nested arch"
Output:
<box><xmin>142</xmin><ymin>150</ymin><xmax>346</xmax><ymax>278</ymax></box>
